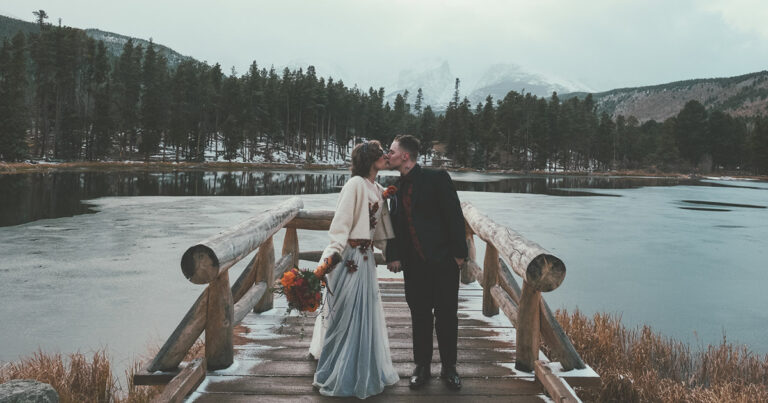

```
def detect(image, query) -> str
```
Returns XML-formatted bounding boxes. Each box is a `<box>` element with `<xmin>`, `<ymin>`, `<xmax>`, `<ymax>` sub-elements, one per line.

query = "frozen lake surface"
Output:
<box><xmin>1</xmin><ymin>171</ymin><xmax>766</xmax><ymax>375</ymax></box>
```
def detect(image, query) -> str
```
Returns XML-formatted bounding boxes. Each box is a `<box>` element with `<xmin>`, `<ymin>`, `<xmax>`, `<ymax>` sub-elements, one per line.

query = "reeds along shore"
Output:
<box><xmin>0</xmin><ymin>340</ymin><xmax>206</xmax><ymax>403</ymax></box>
<box><xmin>0</xmin><ymin>350</ymin><xmax>161</xmax><ymax>403</ymax></box>
<box><xmin>2</xmin><ymin>316</ymin><xmax>767</xmax><ymax>402</ymax></box>
<box><xmin>555</xmin><ymin>309</ymin><xmax>768</xmax><ymax>402</ymax></box>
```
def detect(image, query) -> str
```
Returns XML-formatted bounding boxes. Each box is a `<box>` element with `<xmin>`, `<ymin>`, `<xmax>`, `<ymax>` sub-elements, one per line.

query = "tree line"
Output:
<box><xmin>1</xmin><ymin>20</ymin><xmax>767</xmax><ymax>174</ymax></box>
<box><xmin>440</xmin><ymin>82</ymin><xmax>768</xmax><ymax>174</ymax></box>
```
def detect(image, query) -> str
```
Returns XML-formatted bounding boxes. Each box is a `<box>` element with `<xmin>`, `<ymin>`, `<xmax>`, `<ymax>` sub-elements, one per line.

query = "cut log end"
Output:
<box><xmin>526</xmin><ymin>254</ymin><xmax>566</xmax><ymax>292</ymax></box>
<box><xmin>181</xmin><ymin>245</ymin><xmax>219</xmax><ymax>284</ymax></box>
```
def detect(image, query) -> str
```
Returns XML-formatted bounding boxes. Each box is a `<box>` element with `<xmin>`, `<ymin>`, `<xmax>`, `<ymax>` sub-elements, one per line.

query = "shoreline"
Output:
<box><xmin>2</xmin><ymin>160</ymin><xmax>766</xmax><ymax>181</ymax></box>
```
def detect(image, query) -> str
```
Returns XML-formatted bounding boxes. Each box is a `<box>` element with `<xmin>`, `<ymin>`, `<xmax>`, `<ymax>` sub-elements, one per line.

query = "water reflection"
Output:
<box><xmin>451</xmin><ymin>174</ymin><xmax>716</xmax><ymax>193</ymax></box>
<box><xmin>1</xmin><ymin>171</ymin><xmax>354</xmax><ymax>227</ymax></box>
<box><xmin>1</xmin><ymin>170</ymin><xmax>764</xmax><ymax>227</ymax></box>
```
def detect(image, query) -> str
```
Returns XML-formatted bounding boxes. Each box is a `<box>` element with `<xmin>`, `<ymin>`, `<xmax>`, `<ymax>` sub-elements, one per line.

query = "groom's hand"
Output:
<box><xmin>454</xmin><ymin>257</ymin><xmax>465</xmax><ymax>268</ymax></box>
<box><xmin>387</xmin><ymin>261</ymin><xmax>402</xmax><ymax>273</ymax></box>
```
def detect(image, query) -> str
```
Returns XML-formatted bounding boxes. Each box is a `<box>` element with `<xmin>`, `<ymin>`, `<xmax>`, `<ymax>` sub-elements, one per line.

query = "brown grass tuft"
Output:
<box><xmin>0</xmin><ymin>340</ymin><xmax>206</xmax><ymax>402</ymax></box>
<box><xmin>0</xmin><ymin>349</ymin><xmax>117</xmax><ymax>402</ymax></box>
<box><xmin>556</xmin><ymin>309</ymin><xmax>768</xmax><ymax>402</ymax></box>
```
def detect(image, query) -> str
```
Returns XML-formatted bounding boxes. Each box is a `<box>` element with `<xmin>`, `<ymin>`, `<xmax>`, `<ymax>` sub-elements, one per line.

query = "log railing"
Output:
<box><xmin>134</xmin><ymin>197</ymin><xmax>304</xmax><ymax>402</ymax></box>
<box><xmin>460</xmin><ymin>201</ymin><xmax>586</xmax><ymax>373</ymax></box>
<box><xmin>133</xmin><ymin>196</ymin><xmax>588</xmax><ymax>402</ymax></box>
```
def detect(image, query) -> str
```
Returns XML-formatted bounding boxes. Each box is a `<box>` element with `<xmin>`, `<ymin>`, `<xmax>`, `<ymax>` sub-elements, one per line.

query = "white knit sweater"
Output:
<box><xmin>321</xmin><ymin>175</ymin><xmax>395</xmax><ymax>260</ymax></box>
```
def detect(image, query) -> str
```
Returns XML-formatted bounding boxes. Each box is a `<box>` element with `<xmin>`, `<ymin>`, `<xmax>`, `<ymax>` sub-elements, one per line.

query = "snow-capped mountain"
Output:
<box><xmin>385</xmin><ymin>60</ymin><xmax>455</xmax><ymax>110</ymax></box>
<box><xmin>386</xmin><ymin>61</ymin><xmax>592</xmax><ymax>111</ymax></box>
<box><xmin>282</xmin><ymin>58</ymin><xmax>351</xmax><ymax>84</ymax></box>
<box><xmin>468</xmin><ymin>64</ymin><xmax>590</xmax><ymax>105</ymax></box>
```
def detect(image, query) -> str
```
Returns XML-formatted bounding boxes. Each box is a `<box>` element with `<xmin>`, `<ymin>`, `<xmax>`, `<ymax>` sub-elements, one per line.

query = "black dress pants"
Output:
<box><xmin>402</xmin><ymin>254</ymin><xmax>460</xmax><ymax>367</ymax></box>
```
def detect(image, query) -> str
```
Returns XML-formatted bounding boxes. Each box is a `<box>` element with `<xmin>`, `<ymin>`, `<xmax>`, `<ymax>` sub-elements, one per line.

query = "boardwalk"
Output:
<box><xmin>139</xmin><ymin>199</ymin><xmax>597</xmax><ymax>402</ymax></box>
<box><xmin>187</xmin><ymin>278</ymin><xmax>557</xmax><ymax>402</ymax></box>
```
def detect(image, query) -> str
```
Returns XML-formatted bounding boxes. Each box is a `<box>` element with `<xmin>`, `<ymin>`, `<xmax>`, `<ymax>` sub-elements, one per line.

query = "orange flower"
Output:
<box><xmin>382</xmin><ymin>185</ymin><xmax>397</xmax><ymax>199</ymax></box>
<box><xmin>273</xmin><ymin>258</ymin><xmax>339</xmax><ymax>313</ymax></box>
<box><xmin>281</xmin><ymin>270</ymin><xmax>296</xmax><ymax>288</ymax></box>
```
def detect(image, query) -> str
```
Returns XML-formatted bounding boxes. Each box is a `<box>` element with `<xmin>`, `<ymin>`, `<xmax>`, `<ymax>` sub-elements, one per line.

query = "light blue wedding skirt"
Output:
<box><xmin>310</xmin><ymin>244</ymin><xmax>399</xmax><ymax>399</ymax></box>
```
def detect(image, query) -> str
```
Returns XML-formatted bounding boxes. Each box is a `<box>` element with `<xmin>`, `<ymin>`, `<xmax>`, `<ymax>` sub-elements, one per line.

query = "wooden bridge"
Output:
<box><xmin>134</xmin><ymin>197</ymin><xmax>600</xmax><ymax>402</ymax></box>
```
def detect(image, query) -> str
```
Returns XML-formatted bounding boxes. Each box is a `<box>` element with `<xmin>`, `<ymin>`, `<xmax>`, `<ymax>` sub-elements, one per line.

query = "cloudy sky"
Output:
<box><xmin>2</xmin><ymin>0</ymin><xmax>768</xmax><ymax>92</ymax></box>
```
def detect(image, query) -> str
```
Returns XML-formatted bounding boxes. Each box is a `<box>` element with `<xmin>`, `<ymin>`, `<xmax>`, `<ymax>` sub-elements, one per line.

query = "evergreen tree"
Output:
<box><xmin>475</xmin><ymin>96</ymin><xmax>496</xmax><ymax>168</ymax></box>
<box><xmin>594</xmin><ymin>112</ymin><xmax>614</xmax><ymax>169</ymax></box>
<box><xmin>546</xmin><ymin>92</ymin><xmax>561</xmax><ymax>170</ymax></box>
<box><xmin>636</xmin><ymin>119</ymin><xmax>660</xmax><ymax>167</ymax></box>
<box><xmin>707</xmin><ymin>110</ymin><xmax>745</xmax><ymax>170</ymax></box>
<box><xmin>33</xmin><ymin>10</ymin><xmax>49</xmax><ymax>30</ymax></box>
<box><xmin>418</xmin><ymin>105</ymin><xmax>437</xmax><ymax>163</ymax></box>
<box><xmin>113</xmin><ymin>39</ymin><xmax>143</xmax><ymax>159</ymax></box>
<box><xmin>496</xmin><ymin>91</ymin><xmax>524</xmax><ymax>169</ymax></box>
<box><xmin>168</xmin><ymin>60</ymin><xmax>199</xmax><ymax>162</ymax></box>
<box><xmin>221</xmin><ymin>70</ymin><xmax>243</xmax><ymax>161</ymax></box>
<box><xmin>0</xmin><ymin>33</ymin><xmax>29</xmax><ymax>161</ymax></box>
<box><xmin>674</xmin><ymin>100</ymin><xmax>708</xmax><ymax>166</ymax></box>
<box><xmin>89</xmin><ymin>41</ymin><xmax>112</xmax><ymax>159</ymax></box>
<box><xmin>414</xmin><ymin>88</ymin><xmax>423</xmax><ymax>117</ymax></box>
<box><xmin>392</xmin><ymin>92</ymin><xmax>409</xmax><ymax>135</ymax></box>
<box><xmin>749</xmin><ymin>117</ymin><xmax>768</xmax><ymax>174</ymax></box>
<box><xmin>52</xmin><ymin>27</ymin><xmax>86</xmax><ymax>159</ymax></box>
<box><xmin>30</xmin><ymin>25</ymin><xmax>56</xmax><ymax>157</ymax></box>
<box><xmin>654</xmin><ymin>117</ymin><xmax>680</xmax><ymax>168</ymax></box>
<box><xmin>139</xmin><ymin>40</ymin><xmax>169</xmax><ymax>160</ymax></box>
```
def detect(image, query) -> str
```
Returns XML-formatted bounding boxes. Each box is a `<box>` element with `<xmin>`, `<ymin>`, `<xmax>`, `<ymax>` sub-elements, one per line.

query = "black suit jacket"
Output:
<box><xmin>386</xmin><ymin>165</ymin><xmax>468</xmax><ymax>265</ymax></box>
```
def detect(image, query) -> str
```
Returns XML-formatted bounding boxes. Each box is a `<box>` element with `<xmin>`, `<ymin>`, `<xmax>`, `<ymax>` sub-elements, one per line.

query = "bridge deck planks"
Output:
<box><xmin>186</xmin><ymin>279</ymin><xmax>552</xmax><ymax>402</ymax></box>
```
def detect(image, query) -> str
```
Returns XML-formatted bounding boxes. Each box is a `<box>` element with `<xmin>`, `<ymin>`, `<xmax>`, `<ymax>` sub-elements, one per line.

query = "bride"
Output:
<box><xmin>309</xmin><ymin>140</ymin><xmax>400</xmax><ymax>399</ymax></box>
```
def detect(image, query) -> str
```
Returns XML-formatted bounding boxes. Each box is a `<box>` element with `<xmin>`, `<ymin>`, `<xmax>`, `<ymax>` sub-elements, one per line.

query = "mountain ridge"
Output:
<box><xmin>560</xmin><ymin>71</ymin><xmax>768</xmax><ymax>121</ymax></box>
<box><xmin>0</xmin><ymin>14</ymin><xmax>192</xmax><ymax>68</ymax></box>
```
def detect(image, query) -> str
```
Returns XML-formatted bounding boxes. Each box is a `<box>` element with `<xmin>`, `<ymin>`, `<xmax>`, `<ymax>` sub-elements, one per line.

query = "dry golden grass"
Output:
<box><xmin>556</xmin><ymin>309</ymin><xmax>768</xmax><ymax>402</ymax></box>
<box><xmin>0</xmin><ymin>340</ymin><xmax>205</xmax><ymax>402</ymax></box>
<box><xmin>0</xmin><ymin>350</ymin><xmax>116</xmax><ymax>402</ymax></box>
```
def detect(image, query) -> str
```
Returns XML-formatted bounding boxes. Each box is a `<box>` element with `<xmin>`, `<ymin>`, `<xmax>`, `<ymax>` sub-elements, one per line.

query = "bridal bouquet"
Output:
<box><xmin>273</xmin><ymin>252</ymin><xmax>341</xmax><ymax>313</ymax></box>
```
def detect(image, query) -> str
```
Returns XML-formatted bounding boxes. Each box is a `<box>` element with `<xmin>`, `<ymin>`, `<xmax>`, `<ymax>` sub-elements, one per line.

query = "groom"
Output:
<box><xmin>384</xmin><ymin>134</ymin><xmax>467</xmax><ymax>390</ymax></box>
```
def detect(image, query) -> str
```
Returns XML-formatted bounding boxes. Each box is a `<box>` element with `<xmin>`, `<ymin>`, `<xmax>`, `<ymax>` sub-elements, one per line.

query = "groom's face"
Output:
<box><xmin>386</xmin><ymin>141</ymin><xmax>407</xmax><ymax>169</ymax></box>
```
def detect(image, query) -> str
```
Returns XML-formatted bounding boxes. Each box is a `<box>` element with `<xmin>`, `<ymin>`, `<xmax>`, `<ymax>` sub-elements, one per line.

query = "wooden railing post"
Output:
<box><xmin>497</xmin><ymin>259</ymin><xmax>586</xmax><ymax>371</ymax></box>
<box><xmin>482</xmin><ymin>243</ymin><xmax>500</xmax><ymax>317</ymax></box>
<box><xmin>205</xmin><ymin>271</ymin><xmax>233</xmax><ymax>370</ymax></box>
<box><xmin>282</xmin><ymin>227</ymin><xmax>299</xmax><ymax>269</ymax></box>
<box><xmin>460</xmin><ymin>223</ymin><xmax>476</xmax><ymax>284</ymax></box>
<box><xmin>253</xmin><ymin>236</ymin><xmax>275</xmax><ymax>313</ymax></box>
<box><xmin>515</xmin><ymin>280</ymin><xmax>541</xmax><ymax>373</ymax></box>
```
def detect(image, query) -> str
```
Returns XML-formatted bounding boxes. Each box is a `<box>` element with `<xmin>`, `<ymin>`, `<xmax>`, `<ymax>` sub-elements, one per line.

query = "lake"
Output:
<box><xmin>1</xmin><ymin>169</ymin><xmax>766</xmax><ymax>374</ymax></box>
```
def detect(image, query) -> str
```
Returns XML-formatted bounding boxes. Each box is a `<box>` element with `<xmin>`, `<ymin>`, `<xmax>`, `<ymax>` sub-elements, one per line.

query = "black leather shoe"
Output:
<box><xmin>409</xmin><ymin>364</ymin><xmax>431</xmax><ymax>389</ymax></box>
<box><xmin>440</xmin><ymin>365</ymin><xmax>462</xmax><ymax>390</ymax></box>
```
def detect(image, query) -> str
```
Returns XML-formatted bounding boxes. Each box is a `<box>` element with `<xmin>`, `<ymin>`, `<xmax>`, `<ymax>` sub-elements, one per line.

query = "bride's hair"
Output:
<box><xmin>351</xmin><ymin>140</ymin><xmax>384</xmax><ymax>177</ymax></box>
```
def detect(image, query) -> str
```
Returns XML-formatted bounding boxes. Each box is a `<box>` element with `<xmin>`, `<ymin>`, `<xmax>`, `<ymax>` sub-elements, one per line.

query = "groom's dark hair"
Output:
<box><xmin>351</xmin><ymin>140</ymin><xmax>384</xmax><ymax>177</ymax></box>
<box><xmin>393</xmin><ymin>134</ymin><xmax>419</xmax><ymax>162</ymax></box>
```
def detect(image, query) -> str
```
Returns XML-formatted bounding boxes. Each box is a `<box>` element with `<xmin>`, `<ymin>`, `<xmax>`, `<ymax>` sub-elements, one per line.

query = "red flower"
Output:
<box><xmin>382</xmin><ymin>185</ymin><xmax>397</xmax><ymax>200</ymax></box>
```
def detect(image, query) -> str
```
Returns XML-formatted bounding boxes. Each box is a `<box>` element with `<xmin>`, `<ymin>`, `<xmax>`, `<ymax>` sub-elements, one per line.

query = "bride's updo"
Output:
<box><xmin>351</xmin><ymin>140</ymin><xmax>384</xmax><ymax>177</ymax></box>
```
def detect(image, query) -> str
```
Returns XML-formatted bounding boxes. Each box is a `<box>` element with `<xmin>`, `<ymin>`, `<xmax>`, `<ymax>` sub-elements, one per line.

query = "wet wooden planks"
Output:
<box><xmin>186</xmin><ymin>279</ymin><xmax>550</xmax><ymax>402</ymax></box>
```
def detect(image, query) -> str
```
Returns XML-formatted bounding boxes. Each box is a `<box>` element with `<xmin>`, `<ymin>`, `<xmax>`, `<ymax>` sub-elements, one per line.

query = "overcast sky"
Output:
<box><xmin>2</xmin><ymin>0</ymin><xmax>768</xmax><ymax>92</ymax></box>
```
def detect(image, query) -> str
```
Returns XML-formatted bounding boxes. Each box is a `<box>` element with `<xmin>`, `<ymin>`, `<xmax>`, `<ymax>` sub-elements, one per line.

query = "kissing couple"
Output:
<box><xmin>308</xmin><ymin>134</ymin><xmax>468</xmax><ymax>399</ymax></box>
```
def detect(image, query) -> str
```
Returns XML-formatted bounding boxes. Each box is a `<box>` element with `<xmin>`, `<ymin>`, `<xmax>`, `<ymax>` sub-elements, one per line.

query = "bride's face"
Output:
<box><xmin>373</xmin><ymin>148</ymin><xmax>387</xmax><ymax>171</ymax></box>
